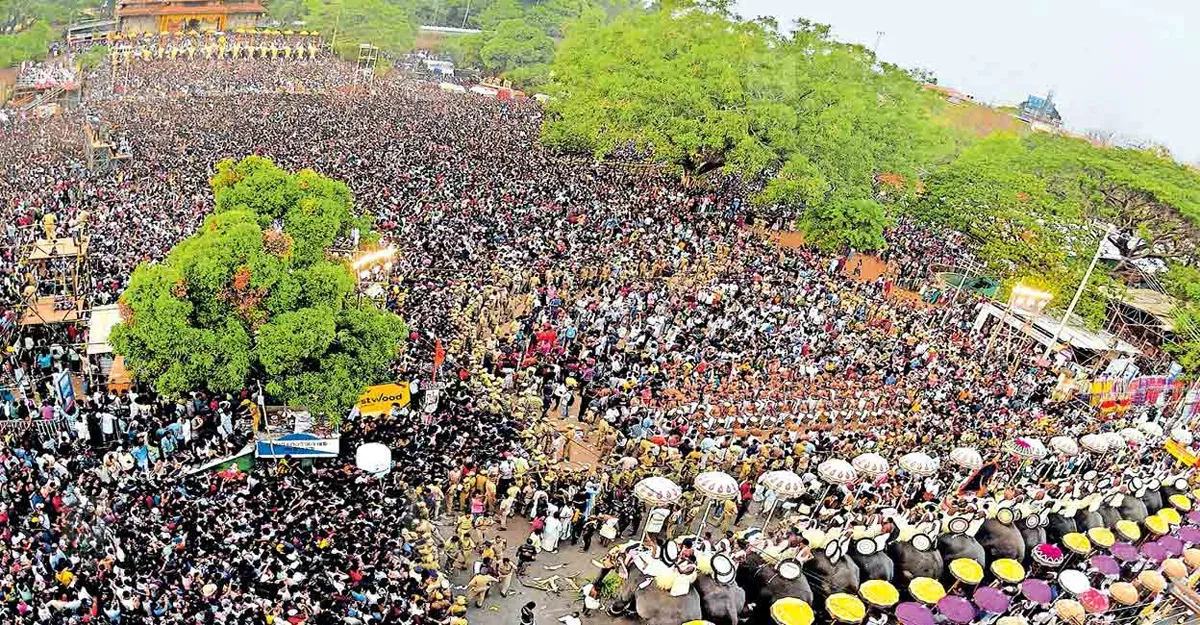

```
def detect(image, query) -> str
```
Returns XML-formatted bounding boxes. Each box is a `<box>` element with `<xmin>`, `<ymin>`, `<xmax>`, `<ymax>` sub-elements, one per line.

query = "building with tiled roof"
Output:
<box><xmin>116</xmin><ymin>0</ymin><xmax>264</xmax><ymax>34</ymax></box>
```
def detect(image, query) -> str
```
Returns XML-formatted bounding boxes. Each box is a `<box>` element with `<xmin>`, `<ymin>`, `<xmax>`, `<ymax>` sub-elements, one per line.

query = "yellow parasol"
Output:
<box><xmin>1086</xmin><ymin>527</ymin><xmax>1115</xmax><ymax>549</ymax></box>
<box><xmin>770</xmin><ymin>598</ymin><xmax>814</xmax><ymax>625</ymax></box>
<box><xmin>1158</xmin><ymin>508</ymin><xmax>1182</xmax><ymax>526</ymax></box>
<box><xmin>1108</xmin><ymin>582</ymin><xmax>1138</xmax><ymax>606</ymax></box>
<box><xmin>949</xmin><ymin>558</ymin><xmax>984</xmax><ymax>585</ymax></box>
<box><xmin>1184</xmin><ymin>548</ymin><xmax>1200</xmax><ymax>570</ymax></box>
<box><xmin>1054</xmin><ymin>599</ymin><xmax>1085</xmax><ymax>625</ymax></box>
<box><xmin>825</xmin><ymin>594</ymin><xmax>866</xmax><ymax>624</ymax></box>
<box><xmin>990</xmin><ymin>558</ymin><xmax>1026</xmax><ymax>584</ymax></box>
<box><xmin>1145</xmin><ymin>514</ymin><xmax>1169</xmax><ymax>537</ymax></box>
<box><xmin>1114</xmin><ymin>520</ymin><xmax>1141</xmax><ymax>542</ymax></box>
<box><xmin>909</xmin><ymin>577</ymin><xmax>946</xmax><ymax>605</ymax></box>
<box><xmin>997</xmin><ymin>617</ymin><xmax>1028</xmax><ymax>625</ymax></box>
<box><xmin>1170</xmin><ymin>494</ymin><xmax>1193</xmax><ymax>512</ymax></box>
<box><xmin>858</xmin><ymin>580</ymin><xmax>899</xmax><ymax>609</ymax></box>
<box><xmin>1136</xmin><ymin>570</ymin><xmax>1166</xmax><ymax>594</ymax></box>
<box><xmin>1062</xmin><ymin>532</ymin><xmax>1092</xmax><ymax>555</ymax></box>
<box><xmin>1163</xmin><ymin>558</ymin><xmax>1188</xmax><ymax>581</ymax></box>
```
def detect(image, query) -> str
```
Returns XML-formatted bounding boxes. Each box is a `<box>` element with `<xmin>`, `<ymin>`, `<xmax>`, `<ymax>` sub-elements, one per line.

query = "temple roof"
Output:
<box><xmin>117</xmin><ymin>0</ymin><xmax>265</xmax><ymax>17</ymax></box>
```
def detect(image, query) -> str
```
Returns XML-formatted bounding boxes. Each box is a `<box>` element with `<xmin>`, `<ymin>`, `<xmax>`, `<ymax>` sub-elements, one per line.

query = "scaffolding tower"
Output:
<box><xmin>355</xmin><ymin>43</ymin><xmax>379</xmax><ymax>86</ymax></box>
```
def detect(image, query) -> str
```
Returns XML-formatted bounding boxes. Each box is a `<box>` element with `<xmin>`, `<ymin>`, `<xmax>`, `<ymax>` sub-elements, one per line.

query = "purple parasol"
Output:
<box><xmin>1178</xmin><ymin>526</ymin><xmax>1200</xmax><ymax>545</ymax></box>
<box><xmin>1110</xmin><ymin>542</ymin><xmax>1139</xmax><ymax>563</ymax></box>
<box><xmin>1160</xmin><ymin>535</ymin><xmax>1185</xmax><ymax>557</ymax></box>
<box><xmin>1187</xmin><ymin>510</ymin><xmax>1200</xmax><ymax>526</ymax></box>
<box><xmin>937</xmin><ymin>596</ymin><xmax>977</xmax><ymax>624</ymax></box>
<box><xmin>973</xmin><ymin>586</ymin><xmax>1010</xmax><ymax>614</ymax></box>
<box><xmin>895</xmin><ymin>602</ymin><xmax>935</xmax><ymax>625</ymax></box>
<box><xmin>1021</xmin><ymin>579</ymin><xmax>1053</xmax><ymax>605</ymax></box>
<box><xmin>1088</xmin><ymin>554</ymin><xmax>1121</xmax><ymax>578</ymax></box>
<box><xmin>1141</xmin><ymin>541</ymin><xmax>1168</xmax><ymax>564</ymax></box>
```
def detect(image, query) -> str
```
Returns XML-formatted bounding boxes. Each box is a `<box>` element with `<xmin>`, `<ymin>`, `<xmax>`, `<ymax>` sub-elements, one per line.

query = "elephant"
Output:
<box><xmin>1045</xmin><ymin>512</ymin><xmax>1077</xmax><ymax>545</ymax></box>
<box><xmin>1074</xmin><ymin>507</ymin><xmax>1105</xmax><ymax>531</ymax></box>
<box><xmin>610</xmin><ymin>565</ymin><xmax>703</xmax><ymax>625</ymax></box>
<box><xmin>803</xmin><ymin>549</ymin><xmax>861</xmax><ymax>608</ymax></box>
<box><xmin>737</xmin><ymin>551</ymin><xmax>813</xmax><ymax>625</ymax></box>
<box><xmin>937</xmin><ymin>532</ymin><xmax>986</xmax><ymax>569</ymax></box>
<box><xmin>1141</xmin><ymin>488</ymin><xmax>1164</xmax><ymax>514</ymax></box>
<box><xmin>1095</xmin><ymin>505</ymin><xmax>1123</xmax><ymax>529</ymax></box>
<box><xmin>1117</xmin><ymin>494</ymin><xmax>1149</xmax><ymax>523</ymax></box>
<box><xmin>693</xmin><ymin>575</ymin><xmax>745</xmax><ymax>625</ymax></box>
<box><xmin>849</xmin><ymin>544</ymin><xmax>895</xmax><ymax>583</ymax></box>
<box><xmin>888</xmin><ymin>540</ymin><xmax>942</xmax><ymax>586</ymax></box>
<box><xmin>1017</xmin><ymin>521</ymin><xmax>1046</xmax><ymax>562</ymax></box>
<box><xmin>974</xmin><ymin>518</ymin><xmax>1025</xmax><ymax>563</ymax></box>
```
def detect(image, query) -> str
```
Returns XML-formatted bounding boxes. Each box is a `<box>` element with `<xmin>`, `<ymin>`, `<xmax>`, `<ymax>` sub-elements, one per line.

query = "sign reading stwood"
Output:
<box><xmin>357</xmin><ymin>383</ymin><xmax>411</xmax><ymax>415</ymax></box>
<box><xmin>1166</xmin><ymin>439</ymin><xmax>1199</xmax><ymax>467</ymax></box>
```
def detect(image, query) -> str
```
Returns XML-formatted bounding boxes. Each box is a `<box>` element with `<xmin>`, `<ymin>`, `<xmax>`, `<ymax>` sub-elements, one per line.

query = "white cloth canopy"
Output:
<box><xmin>852</xmin><ymin>453</ymin><xmax>890</xmax><ymax>478</ymax></box>
<box><xmin>693</xmin><ymin>471</ymin><xmax>739</xmax><ymax>500</ymax></box>
<box><xmin>817</xmin><ymin>459</ymin><xmax>859</xmax><ymax>485</ymax></box>
<box><xmin>759</xmin><ymin>470</ymin><xmax>806</xmax><ymax>497</ymax></box>
<box><xmin>899</xmin><ymin>452</ymin><xmax>939</xmax><ymax>477</ymax></box>
<box><xmin>633</xmin><ymin>476</ymin><xmax>682</xmax><ymax>505</ymax></box>
<box><xmin>1049</xmin><ymin>436</ymin><xmax>1080</xmax><ymax>458</ymax></box>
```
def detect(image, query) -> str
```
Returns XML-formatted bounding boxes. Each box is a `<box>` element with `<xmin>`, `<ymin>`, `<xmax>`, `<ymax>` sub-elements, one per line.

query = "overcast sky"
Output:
<box><xmin>737</xmin><ymin>0</ymin><xmax>1198</xmax><ymax>162</ymax></box>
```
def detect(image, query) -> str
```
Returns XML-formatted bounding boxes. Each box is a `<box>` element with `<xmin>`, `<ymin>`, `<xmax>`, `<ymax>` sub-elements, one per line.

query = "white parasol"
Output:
<box><xmin>693</xmin><ymin>471</ymin><xmax>739</xmax><ymax>501</ymax></box>
<box><xmin>1102</xmin><ymin>431</ymin><xmax>1127</xmax><ymax>450</ymax></box>
<box><xmin>1171</xmin><ymin>428</ymin><xmax>1194</xmax><ymax>446</ymax></box>
<box><xmin>818</xmin><ymin>459</ymin><xmax>860</xmax><ymax>485</ymax></box>
<box><xmin>759</xmin><ymin>470</ymin><xmax>807</xmax><ymax>497</ymax></box>
<box><xmin>899</xmin><ymin>452</ymin><xmax>940</xmax><ymax>477</ymax></box>
<box><xmin>1079</xmin><ymin>434</ymin><xmax>1109</xmax><ymax>454</ymax></box>
<box><xmin>355</xmin><ymin>443</ymin><xmax>392</xmax><ymax>476</ymax></box>
<box><xmin>1138</xmin><ymin>422</ymin><xmax>1164</xmax><ymax>439</ymax></box>
<box><xmin>1021</xmin><ymin>437</ymin><xmax>1048</xmax><ymax>460</ymax></box>
<box><xmin>950</xmin><ymin>447</ymin><xmax>983</xmax><ymax>471</ymax></box>
<box><xmin>852</xmin><ymin>453</ymin><xmax>891</xmax><ymax>478</ymax></box>
<box><xmin>1049</xmin><ymin>436</ymin><xmax>1080</xmax><ymax>458</ymax></box>
<box><xmin>1120</xmin><ymin>428</ymin><xmax>1146</xmax><ymax>446</ymax></box>
<box><xmin>633</xmin><ymin>476</ymin><xmax>682</xmax><ymax>505</ymax></box>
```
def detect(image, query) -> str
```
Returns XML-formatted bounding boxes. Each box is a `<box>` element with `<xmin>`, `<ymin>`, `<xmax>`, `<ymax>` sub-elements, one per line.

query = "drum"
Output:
<box><xmin>1057</xmin><ymin>569</ymin><xmax>1091</xmax><ymax>596</ymax></box>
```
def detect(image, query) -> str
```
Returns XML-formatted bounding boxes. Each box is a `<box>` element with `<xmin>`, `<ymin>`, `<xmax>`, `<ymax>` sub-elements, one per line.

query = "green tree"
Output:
<box><xmin>799</xmin><ymin>198</ymin><xmax>889</xmax><ymax>252</ymax></box>
<box><xmin>0</xmin><ymin>20</ymin><xmax>53</xmax><ymax>67</ymax></box>
<box><xmin>479</xmin><ymin>18</ymin><xmax>554</xmax><ymax>73</ymax></box>
<box><xmin>303</xmin><ymin>0</ymin><xmax>417</xmax><ymax>57</ymax></box>
<box><xmin>111</xmin><ymin>157</ymin><xmax>406</xmax><ymax>423</ymax></box>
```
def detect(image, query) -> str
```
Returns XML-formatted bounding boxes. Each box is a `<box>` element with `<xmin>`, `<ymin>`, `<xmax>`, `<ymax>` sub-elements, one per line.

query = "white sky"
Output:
<box><xmin>737</xmin><ymin>0</ymin><xmax>1199</xmax><ymax>162</ymax></box>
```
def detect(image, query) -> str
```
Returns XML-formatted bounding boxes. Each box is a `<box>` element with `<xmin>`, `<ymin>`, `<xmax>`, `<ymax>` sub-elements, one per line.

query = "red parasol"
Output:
<box><xmin>1078</xmin><ymin>588</ymin><xmax>1108</xmax><ymax>614</ymax></box>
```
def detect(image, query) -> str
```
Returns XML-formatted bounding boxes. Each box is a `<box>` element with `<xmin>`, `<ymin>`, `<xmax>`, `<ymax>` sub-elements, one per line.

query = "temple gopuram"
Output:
<box><xmin>115</xmin><ymin>0</ymin><xmax>265</xmax><ymax>33</ymax></box>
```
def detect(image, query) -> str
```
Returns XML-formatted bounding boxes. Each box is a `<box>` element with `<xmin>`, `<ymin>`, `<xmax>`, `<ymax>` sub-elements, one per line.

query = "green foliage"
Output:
<box><xmin>479</xmin><ymin>18</ymin><xmax>554</xmax><ymax>73</ymax></box>
<box><xmin>76</xmin><ymin>44</ymin><xmax>108</xmax><ymax>70</ymax></box>
<box><xmin>111</xmin><ymin>157</ymin><xmax>406</xmax><ymax>422</ymax></box>
<box><xmin>0</xmin><ymin>20</ymin><xmax>53</xmax><ymax>67</ymax></box>
<box><xmin>1167</xmin><ymin>306</ymin><xmax>1200</xmax><ymax>373</ymax></box>
<box><xmin>799</xmin><ymin>198</ymin><xmax>889</xmax><ymax>252</ymax></box>
<box><xmin>303</xmin><ymin>0</ymin><xmax>417</xmax><ymax>58</ymax></box>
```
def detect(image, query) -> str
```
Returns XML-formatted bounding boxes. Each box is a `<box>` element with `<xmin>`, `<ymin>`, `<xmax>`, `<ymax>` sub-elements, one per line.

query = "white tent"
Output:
<box><xmin>87</xmin><ymin>304</ymin><xmax>122</xmax><ymax>355</ymax></box>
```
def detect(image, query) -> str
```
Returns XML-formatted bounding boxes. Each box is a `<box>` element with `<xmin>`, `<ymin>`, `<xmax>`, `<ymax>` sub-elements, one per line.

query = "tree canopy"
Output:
<box><xmin>302</xmin><ymin>0</ymin><xmax>418</xmax><ymax>58</ymax></box>
<box><xmin>111</xmin><ymin>157</ymin><xmax>407</xmax><ymax>422</ymax></box>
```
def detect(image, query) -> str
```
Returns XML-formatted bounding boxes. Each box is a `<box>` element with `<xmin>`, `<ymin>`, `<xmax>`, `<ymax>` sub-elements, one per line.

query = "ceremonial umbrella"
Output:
<box><xmin>1086</xmin><ymin>527</ymin><xmax>1115</xmax><ymax>549</ymax></box>
<box><xmin>1136</xmin><ymin>569</ymin><xmax>1166</xmax><ymax>594</ymax></box>
<box><xmin>997</xmin><ymin>618</ymin><xmax>1028</xmax><ymax>625</ymax></box>
<box><xmin>1078</xmin><ymin>588</ymin><xmax>1108</xmax><ymax>614</ymax></box>
<box><xmin>909</xmin><ymin>577</ymin><xmax>946</xmax><ymax>605</ymax></box>
<box><xmin>972</xmin><ymin>586</ymin><xmax>1009</xmax><ymax>614</ymax></box>
<box><xmin>1120</xmin><ymin>428</ymin><xmax>1146</xmax><ymax>446</ymax></box>
<box><xmin>1185</xmin><ymin>548</ymin><xmax>1200</xmax><ymax>570</ymax></box>
<box><xmin>770</xmin><ymin>598</ymin><xmax>814</xmax><ymax>625</ymax></box>
<box><xmin>818</xmin><ymin>459</ymin><xmax>860</xmax><ymax>485</ymax></box>
<box><xmin>1163</xmin><ymin>558</ymin><xmax>1188</xmax><ymax>581</ymax></box>
<box><xmin>758</xmin><ymin>470</ymin><xmax>806</xmax><ymax>529</ymax></box>
<box><xmin>1053</xmin><ymin>599</ymin><xmax>1085</xmax><ymax>625</ymax></box>
<box><xmin>1141</xmin><ymin>541</ymin><xmax>1168</xmax><ymax>566</ymax></box>
<box><xmin>1108</xmin><ymin>582</ymin><xmax>1138</xmax><ymax>606</ymax></box>
<box><xmin>1003</xmin><ymin>438</ymin><xmax>1038</xmax><ymax>460</ymax></box>
<box><xmin>1102</xmin><ymin>432</ymin><xmax>1126</xmax><ymax>454</ymax></box>
<box><xmin>851</xmin><ymin>453</ymin><xmax>890</xmax><ymax>478</ymax></box>
<box><xmin>1159</xmin><ymin>508</ymin><xmax>1183</xmax><ymax>527</ymax></box>
<box><xmin>693</xmin><ymin>471</ymin><xmax>739</xmax><ymax>538</ymax></box>
<box><xmin>1087</xmin><ymin>554</ymin><xmax>1119</xmax><ymax>579</ymax></box>
<box><xmin>1019</xmin><ymin>579</ymin><xmax>1052</xmax><ymax>606</ymax></box>
<box><xmin>1170</xmin><ymin>494</ymin><xmax>1193</xmax><ymax>512</ymax></box>
<box><xmin>633</xmin><ymin>476</ymin><xmax>682</xmax><ymax>505</ymax></box>
<box><xmin>895</xmin><ymin>602</ymin><xmax>934</xmax><ymax>625</ymax></box>
<box><xmin>858</xmin><ymin>580</ymin><xmax>899</xmax><ymax>609</ymax></box>
<box><xmin>825</xmin><ymin>593</ymin><xmax>866</xmax><ymax>624</ymax></box>
<box><xmin>1031</xmin><ymin>543</ymin><xmax>1064</xmax><ymax>568</ymax></box>
<box><xmin>1138</xmin><ymin>421</ymin><xmax>1164</xmax><ymax>439</ymax></box>
<box><xmin>1179</xmin><ymin>527</ymin><xmax>1200</xmax><ymax>546</ymax></box>
<box><xmin>1109</xmin><ymin>542</ymin><xmax>1139</xmax><ymax>564</ymax></box>
<box><xmin>1171</xmin><ymin>428</ymin><xmax>1194</xmax><ymax>445</ymax></box>
<box><xmin>949</xmin><ymin>447</ymin><xmax>983</xmax><ymax>471</ymax></box>
<box><xmin>898</xmin><ymin>452</ymin><xmax>939</xmax><ymax>477</ymax></box>
<box><xmin>1079</xmin><ymin>434</ymin><xmax>1109</xmax><ymax>454</ymax></box>
<box><xmin>936</xmin><ymin>596</ymin><xmax>975</xmax><ymax>624</ymax></box>
<box><xmin>1160</xmin><ymin>535</ymin><xmax>1185</xmax><ymax>557</ymax></box>
<box><xmin>990</xmin><ymin>558</ymin><xmax>1026</xmax><ymax>584</ymax></box>
<box><xmin>1049</xmin><ymin>436</ymin><xmax>1080</xmax><ymax>458</ymax></box>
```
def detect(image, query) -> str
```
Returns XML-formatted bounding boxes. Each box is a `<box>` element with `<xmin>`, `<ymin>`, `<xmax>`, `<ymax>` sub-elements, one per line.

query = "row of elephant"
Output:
<box><xmin>611</xmin><ymin>480</ymin><xmax>1195</xmax><ymax>625</ymax></box>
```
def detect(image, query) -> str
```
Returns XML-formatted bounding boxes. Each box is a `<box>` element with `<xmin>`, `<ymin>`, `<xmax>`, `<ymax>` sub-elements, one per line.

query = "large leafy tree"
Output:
<box><xmin>479</xmin><ymin>18</ymin><xmax>555</xmax><ymax>73</ymax></box>
<box><xmin>303</xmin><ymin>0</ymin><xmax>417</xmax><ymax>57</ymax></box>
<box><xmin>111</xmin><ymin>157</ymin><xmax>406</xmax><ymax>422</ymax></box>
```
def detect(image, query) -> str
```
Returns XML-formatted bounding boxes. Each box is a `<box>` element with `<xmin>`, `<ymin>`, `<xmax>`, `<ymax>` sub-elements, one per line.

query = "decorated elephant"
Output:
<box><xmin>1115</xmin><ymin>492</ymin><xmax>1150</xmax><ymax>523</ymax></box>
<box><xmin>737</xmin><ymin>551</ymin><xmax>813</xmax><ymax>625</ymax></box>
<box><xmin>1045</xmin><ymin>508</ymin><xmax>1078</xmax><ymax>545</ymax></box>
<box><xmin>801</xmin><ymin>530</ymin><xmax>861</xmax><ymax>609</ymax></box>
<box><xmin>691</xmin><ymin>553</ymin><xmax>746</xmax><ymax>625</ymax></box>
<box><xmin>612</xmin><ymin>539</ymin><xmax>746</xmax><ymax>625</ymax></box>
<box><xmin>936</xmin><ymin>516</ymin><xmax>987</xmax><ymax>576</ymax></box>
<box><xmin>848</xmin><ymin>532</ymin><xmax>894</xmax><ymax>582</ymax></box>
<box><xmin>1016</xmin><ymin>512</ymin><xmax>1046</xmax><ymax>562</ymax></box>
<box><xmin>609</xmin><ymin>560</ymin><xmax>703</xmax><ymax>625</ymax></box>
<box><xmin>1141</xmin><ymin>482</ymin><xmax>1164</xmax><ymax>513</ymax></box>
<box><xmin>887</xmin><ymin>523</ymin><xmax>943</xmax><ymax>586</ymax></box>
<box><xmin>973</xmin><ymin>507</ymin><xmax>1026</xmax><ymax>563</ymax></box>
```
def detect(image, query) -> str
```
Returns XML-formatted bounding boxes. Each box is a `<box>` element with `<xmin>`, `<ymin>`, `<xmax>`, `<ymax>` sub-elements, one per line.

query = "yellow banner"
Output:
<box><xmin>1166</xmin><ymin>439</ymin><xmax>1199</xmax><ymax>467</ymax></box>
<box><xmin>357</xmin><ymin>383</ymin><xmax>411</xmax><ymax>416</ymax></box>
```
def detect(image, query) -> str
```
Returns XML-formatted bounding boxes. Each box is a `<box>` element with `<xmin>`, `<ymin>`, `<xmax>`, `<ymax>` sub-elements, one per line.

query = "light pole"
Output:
<box><xmin>1041</xmin><ymin>226</ymin><xmax>1114</xmax><ymax>360</ymax></box>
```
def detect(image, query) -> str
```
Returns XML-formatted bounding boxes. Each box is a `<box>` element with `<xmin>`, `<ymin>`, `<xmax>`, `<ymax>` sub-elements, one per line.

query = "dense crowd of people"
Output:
<box><xmin>0</xmin><ymin>53</ymin><xmax>1193</xmax><ymax>625</ymax></box>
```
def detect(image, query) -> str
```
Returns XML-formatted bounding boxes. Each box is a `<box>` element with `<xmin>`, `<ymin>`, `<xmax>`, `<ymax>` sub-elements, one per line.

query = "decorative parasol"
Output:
<box><xmin>1160</xmin><ymin>535</ymin><xmax>1185</xmax><ymax>557</ymax></box>
<box><xmin>633</xmin><ymin>476</ymin><xmax>682</xmax><ymax>505</ymax></box>
<box><xmin>1171</xmin><ymin>428</ymin><xmax>1194</xmax><ymax>445</ymax></box>
<box><xmin>936</xmin><ymin>596</ymin><xmax>976</xmax><ymax>624</ymax></box>
<box><xmin>1189</xmin><ymin>510</ymin><xmax>1200</xmax><ymax>525</ymax></box>
<box><xmin>1049</xmin><ymin>436</ymin><xmax>1080</xmax><ymax>457</ymax></box>
<box><xmin>818</xmin><ymin>459</ymin><xmax>860</xmax><ymax>486</ymax></box>
<box><xmin>1180</xmin><ymin>527</ymin><xmax>1200</xmax><ymax>546</ymax></box>
<box><xmin>1109</xmin><ymin>542</ymin><xmax>1139</xmax><ymax>564</ymax></box>
<box><xmin>617</xmin><ymin>456</ymin><xmax>638</xmax><ymax>471</ymax></box>
<box><xmin>1170</xmin><ymin>494</ymin><xmax>1193</xmax><ymax>512</ymax></box>
<box><xmin>1003</xmin><ymin>438</ymin><xmax>1037</xmax><ymax>460</ymax></box>
<box><xmin>1062</xmin><ymin>533</ymin><xmax>1092</xmax><ymax>556</ymax></box>
<box><xmin>1119</xmin><ymin>428</ymin><xmax>1145</xmax><ymax>445</ymax></box>
<box><xmin>851</xmin><ymin>453</ymin><xmax>890</xmax><ymax>478</ymax></box>
<box><xmin>770</xmin><ymin>598</ymin><xmax>814</xmax><ymax>625</ymax></box>
<box><xmin>1163</xmin><ymin>558</ymin><xmax>1188</xmax><ymax>581</ymax></box>
<box><xmin>1021</xmin><ymin>437</ymin><xmax>1048</xmax><ymax>460</ymax></box>
<box><xmin>899</xmin><ymin>452</ymin><xmax>939</xmax><ymax>477</ymax></box>
<box><xmin>1087</xmin><ymin>555</ymin><xmax>1119</xmax><ymax>579</ymax></box>
<box><xmin>759</xmin><ymin>470</ymin><xmax>806</xmax><ymax>497</ymax></box>
<box><xmin>858</xmin><ymin>580</ymin><xmax>899</xmax><ymax>609</ymax></box>
<box><xmin>1145</xmin><ymin>515</ymin><xmax>1170</xmax><ymax>537</ymax></box>
<box><xmin>1137</xmin><ymin>421</ymin><xmax>1164</xmax><ymax>439</ymax></box>
<box><xmin>895</xmin><ymin>602</ymin><xmax>935</xmax><ymax>625</ymax></box>
<box><xmin>1020</xmin><ymin>579</ymin><xmax>1053</xmax><ymax>606</ymax></box>
<box><xmin>1077</xmin><ymin>588</ymin><xmax>1108</xmax><ymax>614</ymax></box>
<box><xmin>972</xmin><ymin>586</ymin><xmax>1009</xmax><ymax>614</ymax></box>
<box><xmin>1057</xmin><ymin>569</ymin><xmax>1090</xmax><ymax>596</ymax></box>
<box><xmin>990</xmin><ymin>558</ymin><xmax>1026</xmax><ymax>584</ymax></box>
<box><xmin>1140</xmin><ymin>541</ymin><xmax>1167</xmax><ymax>565</ymax></box>
<box><xmin>997</xmin><ymin>618</ymin><xmax>1028</xmax><ymax>625</ymax></box>
<box><xmin>825</xmin><ymin>593</ymin><xmax>866</xmax><ymax>624</ymax></box>
<box><xmin>1136</xmin><ymin>569</ymin><xmax>1166</xmax><ymax>594</ymax></box>
<box><xmin>1108</xmin><ymin>582</ymin><xmax>1138</xmax><ymax>606</ymax></box>
<box><xmin>693</xmin><ymin>471</ymin><xmax>739</xmax><ymax>500</ymax></box>
<box><xmin>949</xmin><ymin>447</ymin><xmax>983</xmax><ymax>470</ymax></box>
<box><xmin>949</xmin><ymin>558</ymin><xmax>984</xmax><ymax>586</ymax></box>
<box><xmin>1079</xmin><ymin>434</ymin><xmax>1109</xmax><ymax>454</ymax></box>
<box><xmin>1159</xmin><ymin>507</ymin><xmax>1183</xmax><ymax>526</ymax></box>
<box><xmin>1053</xmin><ymin>599</ymin><xmax>1086</xmax><ymax>625</ymax></box>
<box><xmin>1086</xmin><ymin>527</ymin><xmax>1115</xmax><ymax>549</ymax></box>
<box><xmin>1102</xmin><ymin>431</ymin><xmax>1126</xmax><ymax>450</ymax></box>
<box><xmin>1114</xmin><ymin>520</ymin><xmax>1141</xmax><ymax>543</ymax></box>
<box><xmin>1032</xmin><ymin>543</ymin><xmax>1064</xmax><ymax>568</ymax></box>
<box><xmin>1184</xmin><ymin>548</ymin><xmax>1200</xmax><ymax>570</ymax></box>
<box><xmin>909</xmin><ymin>577</ymin><xmax>946</xmax><ymax>605</ymax></box>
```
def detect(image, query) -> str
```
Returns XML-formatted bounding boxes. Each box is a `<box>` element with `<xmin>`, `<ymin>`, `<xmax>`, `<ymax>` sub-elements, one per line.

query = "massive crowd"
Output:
<box><xmin>0</xmin><ymin>54</ymin><xmax>1192</xmax><ymax>624</ymax></box>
